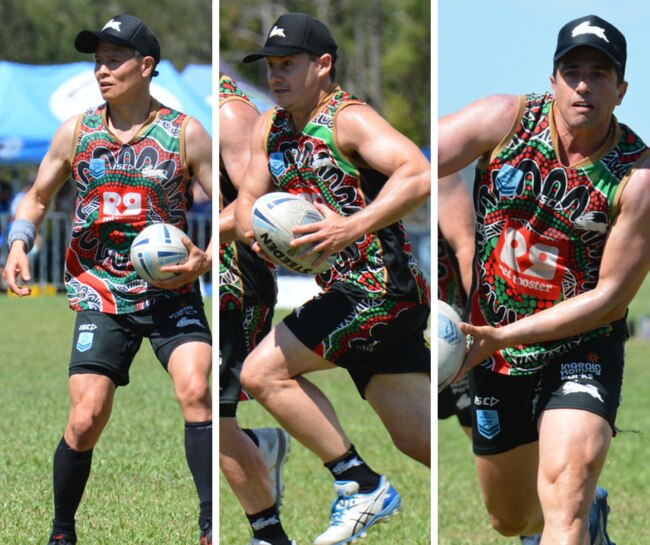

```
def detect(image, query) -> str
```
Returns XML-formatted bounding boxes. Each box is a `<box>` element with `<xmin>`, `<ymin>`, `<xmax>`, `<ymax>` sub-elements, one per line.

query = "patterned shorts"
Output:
<box><xmin>219</xmin><ymin>303</ymin><xmax>273</xmax><ymax>415</ymax></box>
<box><xmin>284</xmin><ymin>288</ymin><xmax>430</xmax><ymax>398</ymax></box>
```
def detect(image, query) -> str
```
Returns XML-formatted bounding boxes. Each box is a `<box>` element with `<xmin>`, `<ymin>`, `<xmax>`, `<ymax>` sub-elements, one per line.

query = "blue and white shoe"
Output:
<box><xmin>312</xmin><ymin>475</ymin><xmax>401</xmax><ymax>545</ymax></box>
<box><xmin>520</xmin><ymin>535</ymin><xmax>541</xmax><ymax>545</ymax></box>
<box><xmin>251</xmin><ymin>427</ymin><xmax>291</xmax><ymax>508</ymax></box>
<box><xmin>589</xmin><ymin>486</ymin><xmax>615</xmax><ymax>545</ymax></box>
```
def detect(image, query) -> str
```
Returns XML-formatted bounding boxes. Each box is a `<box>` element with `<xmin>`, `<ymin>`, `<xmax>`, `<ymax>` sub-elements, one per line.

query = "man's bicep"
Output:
<box><xmin>337</xmin><ymin>105</ymin><xmax>425</xmax><ymax>177</ymax></box>
<box><xmin>219</xmin><ymin>100</ymin><xmax>259</xmax><ymax>189</ymax></box>
<box><xmin>438</xmin><ymin>94</ymin><xmax>519</xmax><ymax>177</ymax></box>
<box><xmin>29</xmin><ymin>117</ymin><xmax>78</xmax><ymax>210</ymax></box>
<box><xmin>597</xmin><ymin>176</ymin><xmax>650</xmax><ymax>312</ymax></box>
<box><xmin>185</xmin><ymin>118</ymin><xmax>213</xmax><ymax>197</ymax></box>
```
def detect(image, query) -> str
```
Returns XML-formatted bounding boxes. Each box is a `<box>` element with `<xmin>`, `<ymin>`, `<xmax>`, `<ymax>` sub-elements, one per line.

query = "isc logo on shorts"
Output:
<box><xmin>99</xmin><ymin>188</ymin><xmax>145</xmax><ymax>222</ymax></box>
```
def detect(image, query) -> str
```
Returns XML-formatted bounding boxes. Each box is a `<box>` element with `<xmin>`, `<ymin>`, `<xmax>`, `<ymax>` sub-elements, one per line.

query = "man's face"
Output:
<box><xmin>265</xmin><ymin>53</ymin><xmax>324</xmax><ymax>111</ymax></box>
<box><xmin>94</xmin><ymin>42</ymin><xmax>149</xmax><ymax>101</ymax></box>
<box><xmin>551</xmin><ymin>46</ymin><xmax>627</xmax><ymax>132</ymax></box>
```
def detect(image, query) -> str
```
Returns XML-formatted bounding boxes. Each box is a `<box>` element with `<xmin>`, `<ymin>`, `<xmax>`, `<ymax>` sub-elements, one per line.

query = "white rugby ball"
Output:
<box><xmin>438</xmin><ymin>300</ymin><xmax>467</xmax><ymax>393</ymax></box>
<box><xmin>130</xmin><ymin>223</ymin><xmax>189</xmax><ymax>284</ymax></box>
<box><xmin>251</xmin><ymin>192</ymin><xmax>337</xmax><ymax>274</ymax></box>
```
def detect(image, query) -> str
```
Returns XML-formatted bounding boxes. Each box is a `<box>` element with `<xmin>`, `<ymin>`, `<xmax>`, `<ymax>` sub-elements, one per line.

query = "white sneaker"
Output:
<box><xmin>250</xmin><ymin>427</ymin><xmax>291</xmax><ymax>507</ymax></box>
<box><xmin>313</xmin><ymin>476</ymin><xmax>401</xmax><ymax>545</ymax></box>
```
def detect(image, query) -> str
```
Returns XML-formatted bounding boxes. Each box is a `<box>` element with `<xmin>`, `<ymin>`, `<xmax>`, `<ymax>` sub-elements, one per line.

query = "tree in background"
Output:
<box><xmin>219</xmin><ymin>0</ymin><xmax>430</xmax><ymax>149</ymax></box>
<box><xmin>0</xmin><ymin>0</ymin><xmax>211</xmax><ymax>71</ymax></box>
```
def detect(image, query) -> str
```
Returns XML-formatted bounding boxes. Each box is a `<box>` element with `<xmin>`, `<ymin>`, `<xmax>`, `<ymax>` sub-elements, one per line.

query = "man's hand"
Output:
<box><xmin>3</xmin><ymin>243</ymin><xmax>33</xmax><ymax>297</ymax></box>
<box><xmin>290</xmin><ymin>203</ymin><xmax>357</xmax><ymax>268</ymax></box>
<box><xmin>454</xmin><ymin>322</ymin><xmax>505</xmax><ymax>381</ymax></box>
<box><xmin>154</xmin><ymin>237</ymin><xmax>211</xmax><ymax>290</ymax></box>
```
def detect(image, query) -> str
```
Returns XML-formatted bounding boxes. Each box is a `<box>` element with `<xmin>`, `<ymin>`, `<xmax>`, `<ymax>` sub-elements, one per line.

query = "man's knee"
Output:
<box><xmin>488</xmin><ymin>512</ymin><xmax>532</xmax><ymax>537</ymax></box>
<box><xmin>178</xmin><ymin>374</ymin><xmax>211</xmax><ymax>406</ymax></box>
<box><xmin>240</xmin><ymin>353</ymin><xmax>266</xmax><ymax>397</ymax></box>
<box><xmin>66</xmin><ymin>403</ymin><xmax>111</xmax><ymax>449</ymax></box>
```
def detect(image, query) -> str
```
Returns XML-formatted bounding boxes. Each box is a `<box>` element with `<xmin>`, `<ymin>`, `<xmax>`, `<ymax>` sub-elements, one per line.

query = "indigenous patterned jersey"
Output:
<box><xmin>438</xmin><ymin>229</ymin><xmax>466</xmax><ymax>314</ymax></box>
<box><xmin>471</xmin><ymin>93</ymin><xmax>649</xmax><ymax>375</ymax></box>
<box><xmin>219</xmin><ymin>74</ymin><xmax>276</xmax><ymax>312</ymax></box>
<box><xmin>67</xmin><ymin>101</ymin><xmax>198</xmax><ymax>314</ymax></box>
<box><xmin>265</xmin><ymin>86</ymin><xmax>430</xmax><ymax>304</ymax></box>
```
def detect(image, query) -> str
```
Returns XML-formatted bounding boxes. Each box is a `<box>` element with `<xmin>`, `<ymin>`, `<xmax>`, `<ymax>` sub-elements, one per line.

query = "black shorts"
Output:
<box><xmin>219</xmin><ymin>303</ymin><xmax>273</xmax><ymax>416</ymax></box>
<box><xmin>438</xmin><ymin>373</ymin><xmax>472</xmax><ymax>427</ymax></box>
<box><xmin>470</xmin><ymin>330</ymin><xmax>626</xmax><ymax>455</ymax></box>
<box><xmin>69</xmin><ymin>295</ymin><xmax>212</xmax><ymax>387</ymax></box>
<box><xmin>283</xmin><ymin>288</ymin><xmax>430</xmax><ymax>398</ymax></box>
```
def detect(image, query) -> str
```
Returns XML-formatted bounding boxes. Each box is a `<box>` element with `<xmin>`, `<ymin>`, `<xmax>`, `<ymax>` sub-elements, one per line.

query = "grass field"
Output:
<box><xmin>0</xmin><ymin>294</ymin><xmax>212</xmax><ymax>544</ymax></box>
<box><xmin>219</xmin><ymin>313</ymin><xmax>432</xmax><ymax>545</ymax></box>
<box><xmin>438</xmin><ymin>278</ymin><xmax>650</xmax><ymax>544</ymax></box>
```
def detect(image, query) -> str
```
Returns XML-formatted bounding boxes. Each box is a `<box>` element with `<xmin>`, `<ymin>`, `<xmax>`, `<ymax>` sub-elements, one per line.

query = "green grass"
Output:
<box><xmin>0</xmin><ymin>294</ymin><xmax>212</xmax><ymax>544</ymax></box>
<box><xmin>438</xmin><ymin>278</ymin><xmax>650</xmax><ymax>544</ymax></box>
<box><xmin>219</xmin><ymin>316</ymin><xmax>431</xmax><ymax>545</ymax></box>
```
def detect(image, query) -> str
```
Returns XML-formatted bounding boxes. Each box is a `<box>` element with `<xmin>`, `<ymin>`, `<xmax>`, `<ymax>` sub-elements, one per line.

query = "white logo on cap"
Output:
<box><xmin>571</xmin><ymin>21</ymin><xmax>609</xmax><ymax>43</ymax></box>
<box><xmin>269</xmin><ymin>25</ymin><xmax>286</xmax><ymax>38</ymax></box>
<box><xmin>102</xmin><ymin>19</ymin><xmax>122</xmax><ymax>32</ymax></box>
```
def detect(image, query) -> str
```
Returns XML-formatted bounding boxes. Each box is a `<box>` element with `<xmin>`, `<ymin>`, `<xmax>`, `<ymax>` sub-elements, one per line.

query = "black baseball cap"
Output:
<box><xmin>243</xmin><ymin>12</ymin><xmax>338</xmax><ymax>63</ymax></box>
<box><xmin>553</xmin><ymin>15</ymin><xmax>626</xmax><ymax>77</ymax></box>
<box><xmin>75</xmin><ymin>14</ymin><xmax>161</xmax><ymax>66</ymax></box>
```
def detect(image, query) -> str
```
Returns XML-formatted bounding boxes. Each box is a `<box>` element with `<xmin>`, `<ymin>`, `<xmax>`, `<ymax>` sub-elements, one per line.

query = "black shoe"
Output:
<box><xmin>47</xmin><ymin>534</ymin><xmax>76</xmax><ymax>545</ymax></box>
<box><xmin>199</xmin><ymin>519</ymin><xmax>212</xmax><ymax>545</ymax></box>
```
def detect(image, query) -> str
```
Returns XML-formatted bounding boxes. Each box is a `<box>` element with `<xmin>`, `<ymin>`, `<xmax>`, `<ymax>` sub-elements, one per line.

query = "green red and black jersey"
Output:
<box><xmin>438</xmin><ymin>229</ymin><xmax>466</xmax><ymax>315</ymax></box>
<box><xmin>219</xmin><ymin>74</ymin><xmax>277</xmax><ymax>311</ymax></box>
<box><xmin>265</xmin><ymin>86</ymin><xmax>430</xmax><ymax>304</ymax></box>
<box><xmin>66</xmin><ymin>101</ymin><xmax>198</xmax><ymax>314</ymax></box>
<box><xmin>471</xmin><ymin>92</ymin><xmax>650</xmax><ymax>375</ymax></box>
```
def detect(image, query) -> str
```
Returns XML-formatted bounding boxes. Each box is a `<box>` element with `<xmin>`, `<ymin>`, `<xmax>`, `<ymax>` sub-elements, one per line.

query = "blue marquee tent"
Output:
<box><xmin>0</xmin><ymin>60</ymin><xmax>212</xmax><ymax>164</ymax></box>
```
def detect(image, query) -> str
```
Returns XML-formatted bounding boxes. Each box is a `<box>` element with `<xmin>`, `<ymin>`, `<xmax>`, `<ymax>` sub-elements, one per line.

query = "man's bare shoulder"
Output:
<box><xmin>446</xmin><ymin>94</ymin><xmax>520</xmax><ymax>127</ymax></box>
<box><xmin>219</xmin><ymin>98</ymin><xmax>259</xmax><ymax>130</ymax></box>
<box><xmin>622</xmin><ymin>159</ymin><xmax>650</xmax><ymax>211</ymax></box>
<box><xmin>49</xmin><ymin>114</ymin><xmax>82</xmax><ymax>159</ymax></box>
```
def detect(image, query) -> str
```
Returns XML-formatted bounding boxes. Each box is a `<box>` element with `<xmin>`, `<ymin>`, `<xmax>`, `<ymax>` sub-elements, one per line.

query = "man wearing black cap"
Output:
<box><xmin>3</xmin><ymin>14</ymin><xmax>213</xmax><ymax>545</ymax></box>
<box><xmin>234</xmin><ymin>12</ymin><xmax>431</xmax><ymax>545</ymax></box>
<box><xmin>439</xmin><ymin>14</ymin><xmax>650</xmax><ymax>545</ymax></box>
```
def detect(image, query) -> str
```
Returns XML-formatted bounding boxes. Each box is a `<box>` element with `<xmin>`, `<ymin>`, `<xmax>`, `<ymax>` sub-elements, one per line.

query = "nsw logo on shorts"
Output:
<box><xmin>76</xmin><ymin>332</ymin><xmax>94</xmax><ymax>353</ymax></box>
<box><xmin>476</xmin><ymin>409</ymin><xmax>500</xmax><ymax>439</ymax></box>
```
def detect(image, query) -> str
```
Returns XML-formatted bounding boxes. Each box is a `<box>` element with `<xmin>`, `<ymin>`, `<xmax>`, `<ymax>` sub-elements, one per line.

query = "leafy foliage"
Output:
<box><xmin>219</xmin><ymin>0</ymin><xmax>431</xmax><ymax>147</ymax></box>
<box><xmin>0</xmin><ymin>0</ymin><xmax>211</xmax><ymax>71</ymax></box>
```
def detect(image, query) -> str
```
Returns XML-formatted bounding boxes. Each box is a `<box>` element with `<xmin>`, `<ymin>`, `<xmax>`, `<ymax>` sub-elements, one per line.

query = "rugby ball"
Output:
<box><xmin>130</xmin><ymin>223</ymin><xmax>189</xmax><ymax>284</ymax></box>
<box><xmin>438</xmin><ymin>300</ymin><xmax>467</xmax><ymax>393</ymax></box>
<box><xmin>251</xmin><ymin>192</ymin><xmax>337</xmax><ymax>274</ymax></box>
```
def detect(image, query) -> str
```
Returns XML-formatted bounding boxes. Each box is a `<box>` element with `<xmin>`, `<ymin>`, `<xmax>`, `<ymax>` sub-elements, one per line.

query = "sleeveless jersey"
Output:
<box><xmin>438</xmin><ymin>229</ymin><xmax>466</xmax><ymax>314</ymax></box>
<box><xmin>471</xmin><ymin>92</ymin><xmax>649</xmax><ymax>375</ymax></box>
<box><xmin>219</xmin><ymin>74</ymin><xmax>276</xmax><ymax>311</ymax></box>
<box><xmin>265</xmin><ymin>87</ymin><xmax>430</xmax><ymax>304</ymax></box>
<box><xmin>67</xmin><ymin>101</ymin><xmax>198</xmax><ymax>314</ymax></box>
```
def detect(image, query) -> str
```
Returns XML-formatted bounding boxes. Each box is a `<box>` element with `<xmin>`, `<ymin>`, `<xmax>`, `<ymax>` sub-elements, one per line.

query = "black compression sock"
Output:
<box><xmin>246</xmin><ymin>505</ymin><xmax>291</xmax><ymax>545</ymax></box>
<box><xmin>242</xmin><ymin>427</ymin><xmax>259</xmax><ymax>447</ymax></box>
<box><xmin>52</xmin><ymin>437</ymin><xmax>93</xmax><ymax>534</ymax></box>
<box><xmin>324</xmin><ymin>444</ymin><xmax>381</xmax><ymax>493</ymax></box>
<box><xmin>184</xmin><ymin>420</ymin><xmax>213</xmax><ymax>522</ymax></box>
